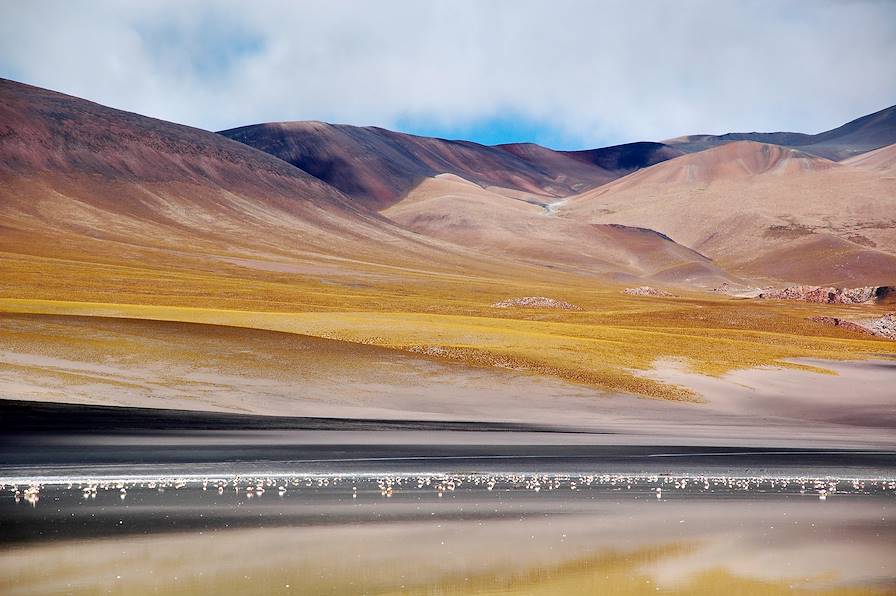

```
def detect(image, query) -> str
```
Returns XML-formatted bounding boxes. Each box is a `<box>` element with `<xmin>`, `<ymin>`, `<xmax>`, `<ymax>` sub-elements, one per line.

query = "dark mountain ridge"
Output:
<box><xmin>220</xmin><ymin>122</ymin><xmax>684</xmax><ymax>210</ymax></box>
<box><xmin>667</xmin><ymin>104</ymin><xmax>896</xmax><ymax>161</ymax></box>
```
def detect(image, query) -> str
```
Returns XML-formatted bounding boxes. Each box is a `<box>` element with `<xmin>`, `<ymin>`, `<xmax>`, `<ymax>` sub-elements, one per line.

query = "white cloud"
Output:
<box><xmin>1</xmin><ymin>0</ymin><xmax>894</xmax><ymax>147</ymax></box>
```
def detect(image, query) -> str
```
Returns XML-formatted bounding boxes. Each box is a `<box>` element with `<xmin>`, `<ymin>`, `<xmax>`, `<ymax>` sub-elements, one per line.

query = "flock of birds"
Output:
<box><xmin>4</xmin><ymin>472</ymin><xmax>896</xmax><ymax>508</ymax></box>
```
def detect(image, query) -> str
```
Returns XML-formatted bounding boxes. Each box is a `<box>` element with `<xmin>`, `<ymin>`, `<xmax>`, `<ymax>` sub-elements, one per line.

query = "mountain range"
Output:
<box><xmin>2</xmin><ymin>76</ymin><xmax>895</xmax><ymax>404</ymax></box>
<box><xmin>4</xmin><ymin>77</ymin><xmax>892</xmax><ymax>297</ymax></box>
<box><xmin>666</xmin><ymin>104</ymin><xmax>896</xmax><ymax>160</ymax></box>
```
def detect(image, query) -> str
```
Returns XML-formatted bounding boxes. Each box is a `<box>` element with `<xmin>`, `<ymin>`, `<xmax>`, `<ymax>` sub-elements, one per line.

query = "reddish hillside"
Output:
<box><xmin>0</xmin><ymin>78</ymin><xmax>520</xmax><ymax>304</ymax></box>
<box><xmin>496</xmin><ymin>141</ymin><xmax>683</xmax><ymax>191</ymax></box>
<box><xmin>219</xmin><ymin>122</ymin><xmax>670</xmax><ymax>210</ymax></box>
<box><xmin>560</xmin><ymin>141</ymin><xmax>896</xmax><ymax>285</ymax></box>
<box><xmin>383</xmin><ymin>174</ymin><xmax>734</xmax><ymax>285</ymax></box>
<box><xmin>494</xmin><ymin>142</ymin><xmax>619</xmax><ymax>188</ymax></box>
<box><xmin>842</xmin><ymin>143</ymin><xmax>896</xmax><ymax>175</ymax></box>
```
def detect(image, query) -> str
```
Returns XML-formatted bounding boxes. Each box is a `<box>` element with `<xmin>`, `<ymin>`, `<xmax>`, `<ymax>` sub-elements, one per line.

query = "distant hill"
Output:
<box><xmin>560</xmin><ymin>141</ymin><xmax>896</xmax><ymax>286</ymax></box>
<box><xmin>667</xmin><ymin>104</ymin><xmax>896</xmax><ymax>161</ymax></box>
<box><xmin>220</xmin><ymin>122</ymin><xmax>682</xmax><ymax>210</ymax></box>
<box><xmin>3</xmin><ymin>77</ymin><xmax>894</xmax><ymax>293</ymax></box>
<box><xmin>383</xmin><ymin>174</ymin><xmax>733</xmax><ymax>285</ymax></box>
<box><xmin>222</xmin><ymin>105</ymin><xmax>895</xmax><ymax>214</ymax></box>
<box><xmin>558</xmin><ymin>141</ymin><xmax>685</xmax><ymax>171</ymax></box>
<box><xmin>842</xmin><ymin>142</ymin><xmax>896</xmax><ymax>175</ymax></box>
<box><xmin>0</xmin><ymin>78</ymin><xmax>512</xmax><ymax>305</ymax></box>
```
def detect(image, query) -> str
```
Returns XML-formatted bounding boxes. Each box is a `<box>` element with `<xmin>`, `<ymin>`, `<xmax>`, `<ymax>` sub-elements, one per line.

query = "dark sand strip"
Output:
<box><xmin>0</xmin><ymin>399</ymin><xmax>565</xmax><ymax>434</ymax></box>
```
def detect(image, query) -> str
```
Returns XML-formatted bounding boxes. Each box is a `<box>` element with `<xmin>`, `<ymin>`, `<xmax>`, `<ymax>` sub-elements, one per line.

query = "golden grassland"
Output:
<box><xmin>2</xmin><ymin>248</ymin><xmax>894</xmax><ymax>401</ymax></box>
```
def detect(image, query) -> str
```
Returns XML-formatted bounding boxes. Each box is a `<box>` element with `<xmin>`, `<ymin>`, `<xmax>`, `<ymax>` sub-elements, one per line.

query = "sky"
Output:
<box><xmin>1</xmin><ymin>0</ymin><xmax>895</xmax><ymax>150</ymax></box>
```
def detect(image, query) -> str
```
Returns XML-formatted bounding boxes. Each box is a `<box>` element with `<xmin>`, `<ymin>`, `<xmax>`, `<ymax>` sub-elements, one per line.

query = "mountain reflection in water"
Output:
<box><xmin>1</xmin><ymin>472</ymin><xmax>893</xmax><ymax>595</ymax></box>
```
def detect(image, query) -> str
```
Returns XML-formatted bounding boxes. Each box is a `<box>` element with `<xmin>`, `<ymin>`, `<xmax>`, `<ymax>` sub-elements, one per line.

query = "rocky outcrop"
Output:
<box><xmin>623</xmin><ymin>286</ymin><xmax>674</xmax><ymax>297</ymax></box>
<box><xmin>808</xmin><ymin>316</ymin><xmax>875</xmax><ymax>336</ymax></box>
<box><xmin>491</xmin><ymin>296</ymin><xmax>581</xmax><ymax>310</ymax></box>
<box><xmin>759</xmin><ymin>285</ymin><xmax>894</xmax><ymax>304</ymax></box>
<box><xmin>810</xmin><ymin>313</ymin><xmax>896</xmax><ymax>340</ymax></box>
<box><xmin>867</xmin><ymin>313</ymin><xmax>896</xmax><ymax>339</ymax></box>
<box><xmin>710</xmin><ymin>282</ymin><xmax>765</xmax><ymax>298</ymax></box>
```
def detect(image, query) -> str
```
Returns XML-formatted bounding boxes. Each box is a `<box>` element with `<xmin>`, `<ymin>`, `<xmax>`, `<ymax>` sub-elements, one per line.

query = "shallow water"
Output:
<box><xmin>2</xmin><ymin>471</ymin><xmax>894</xmax><ymax>595</ymax></box>
<box><xmin>3</xmin><ymin>407</ymin><xmax>895</xmax><ymax>595</ymax></box>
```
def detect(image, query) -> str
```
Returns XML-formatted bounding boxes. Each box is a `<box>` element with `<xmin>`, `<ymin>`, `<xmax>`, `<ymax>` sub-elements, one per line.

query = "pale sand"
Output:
<box><xmin>2</xmin><ymin>313</ymin><xmax>895</xmax><ymax>447</ymax></box>
<box><xmin>0</xmin><ymin>313</ymin><xmax>605</xmax><ymax>423</ymax></box>
<box><xmin>559</xmin><ymin>141</ymin><xmax>896</xmax><ymax>285</ymax></box>
<box><xmin>642</xmin><ymin>357</ymin><xmax>896</xmax><ymax>430</ymax></box>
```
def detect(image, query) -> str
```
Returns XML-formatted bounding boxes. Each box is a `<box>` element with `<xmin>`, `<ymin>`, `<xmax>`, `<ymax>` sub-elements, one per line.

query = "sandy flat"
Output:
<box><xmin>643</xmin><ymin>357</ymin><xmax>896</xmax><ymax>430</ymax></box>
<box><xmin>0</xmin><ymin>313</ymin><xmax>605</xmax><ymax>422</ymax></box>
<box><xmin>2</xmin><ymin>313</ymin><xmax>895</xmax><ymax>448</ymax></box>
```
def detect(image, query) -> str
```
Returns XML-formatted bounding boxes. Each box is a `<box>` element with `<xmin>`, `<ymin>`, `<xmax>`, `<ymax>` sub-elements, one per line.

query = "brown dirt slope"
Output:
<box><xmin>383</xmin><ymin>174</ymin><xmax>734</xmax><ymax>285</ymax></box>
<box><xmin>666</xmin><ymin>103</ymin><xmax>896</xmax><ymax>161</ymax></box>
<box><xmin>843</xmin><ymin>142</ymin><xmax>896</xmax><ymax>175</ymax></box>
<box><xmin>218</xmin><ymin>121</ymin><xmax>607</xmax><ymax>210</ymax></box>
<box><xmin>220</xmin><ymin>123</ymin><xmax>684</xmax><ymax>211</ymax></box>
<box><xmin>0</xmin><ymin>77</ymin><xmax>541</xmax><ymax>306</ymax></box>
<box><xmin>559</xmin><ymin>141</ymin><xmax>896</xmax><ymax>286</ymax></box>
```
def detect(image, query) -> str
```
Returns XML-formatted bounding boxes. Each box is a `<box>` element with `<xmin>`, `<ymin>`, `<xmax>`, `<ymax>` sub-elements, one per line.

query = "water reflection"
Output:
<box><xmin>1</xmin><ymin>473</ymin><xmax>894</xmax><ymax>595</ymax></box>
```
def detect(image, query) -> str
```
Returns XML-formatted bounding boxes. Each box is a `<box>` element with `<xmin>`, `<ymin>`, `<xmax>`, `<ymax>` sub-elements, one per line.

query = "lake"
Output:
<box><xmin>2</xmin><ymin>423</ymin><xmax>894</xmax><ymax>595</ymax></box>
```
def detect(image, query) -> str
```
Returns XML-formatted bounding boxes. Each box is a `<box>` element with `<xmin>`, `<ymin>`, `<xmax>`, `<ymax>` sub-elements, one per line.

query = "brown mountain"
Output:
<box><xmin>382</xmin><ymin>174</ymin><xmax>732</xmax><ymax>285</ymax></box>
<box><xmin>558</xmin><ymin>141</ymin><xmax>685</xmax><ymax>172</ymax></box>
<box><xmin>0</xmin><ymin>78</ymin><xmax>517</xmax><ymax>305</ymax></box>
<box><xmin>218</xmin><ymin>122</ymin><xmax>588</xmax><ymax>210</ymax></box>
<box><xmin>4</xmin><ymin>78</ymin><xmax>893</xmax><ymax>297</ymax></box>
<box><xmin>842</xmin><ymin>142</ymin><xmax>896</xmax><ymax>175</ymax></box>
<box><xmin>497</xmin><ymin>141</ymin><xmax>684</xmax><ymax>189</ymax></box>
<box><xmin>219</xmin><ymin>122</ymin><xmax>683</xmax><ymax>211</ymax></box>
<box><xmin>666</xmin><ymin>104</ymin><xmax>896</xmax><ymax>161</ymax></box>
<box><xmin>559</xmin><ymin>141</ymin><xmax>896</xmax><ymax>286</ymax></box>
